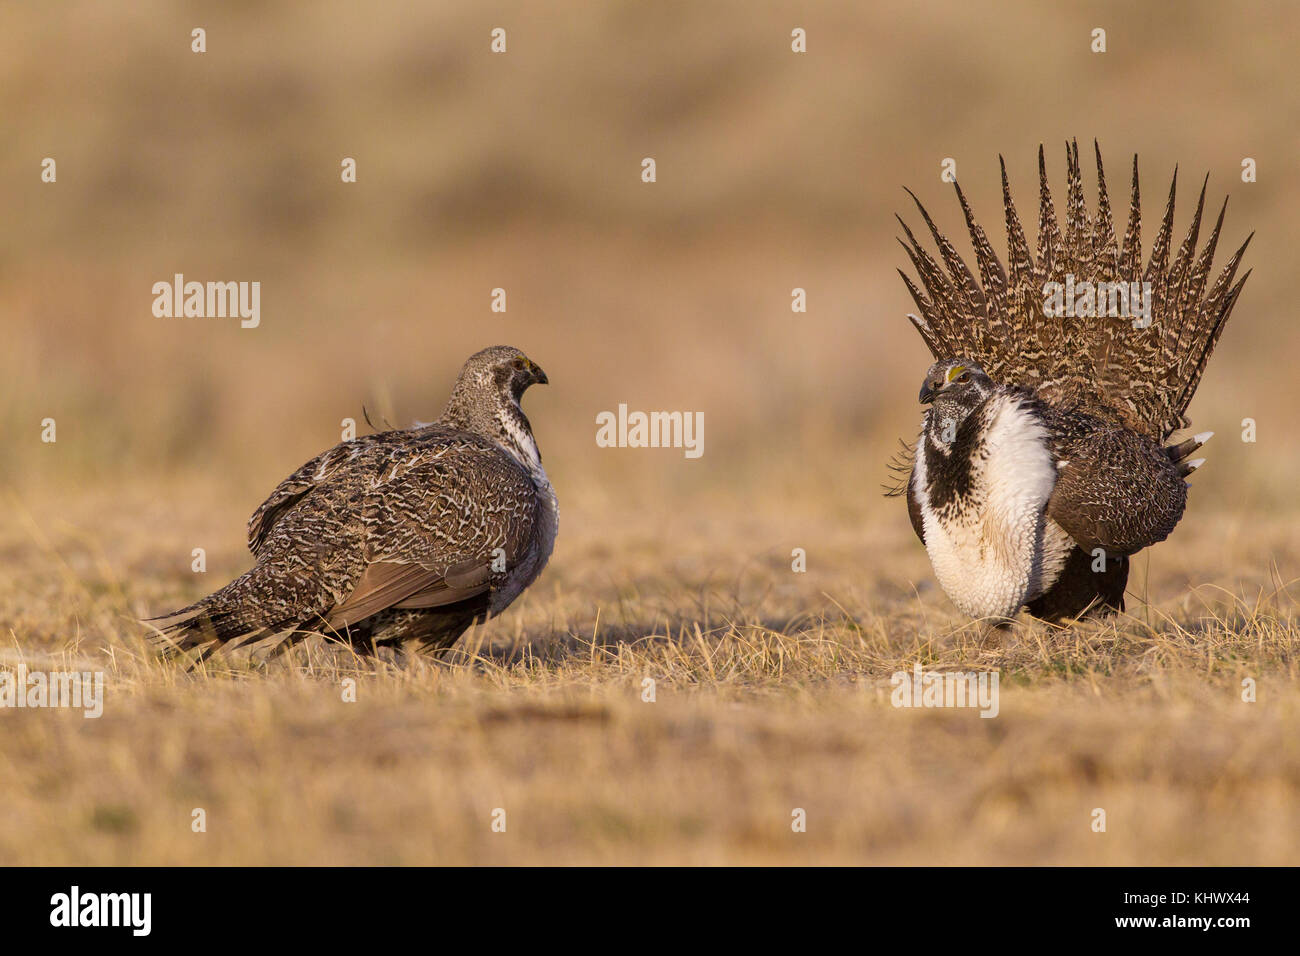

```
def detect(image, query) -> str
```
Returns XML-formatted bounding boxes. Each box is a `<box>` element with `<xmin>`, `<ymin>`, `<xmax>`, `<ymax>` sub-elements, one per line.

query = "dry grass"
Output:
<box><xmin>2</xmin><ymin>1</ymin><xmax>1299</xmax><ymax>864</ymax></box>
<box><xmin>2</xmin><ymin>472</ymin><xmax>1298</xmax><ymax>865</ymax></box>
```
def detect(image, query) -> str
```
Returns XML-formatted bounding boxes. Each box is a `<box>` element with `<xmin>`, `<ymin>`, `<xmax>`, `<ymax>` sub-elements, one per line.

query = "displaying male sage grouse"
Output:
<box><xmin>888</xmin><ymin>141</ymin><xmax>1251</xmax><ymax>624</ymax></box>
<box><xmin>152</xmin><ymin>346</ymin><xmax>557</xmax><ymax>661</ymax></box>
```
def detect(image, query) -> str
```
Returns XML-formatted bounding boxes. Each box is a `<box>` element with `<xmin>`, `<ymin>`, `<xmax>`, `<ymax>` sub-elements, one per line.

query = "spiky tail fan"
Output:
<box><xmin>897</xmin><ymin>139</ymin><xmax>1251</xmax><ymax>441</ymax></box>
<box><xmin>146</xmin><ymin>568</ymin><xmax>291</xmax><ymax>661</ymax></box>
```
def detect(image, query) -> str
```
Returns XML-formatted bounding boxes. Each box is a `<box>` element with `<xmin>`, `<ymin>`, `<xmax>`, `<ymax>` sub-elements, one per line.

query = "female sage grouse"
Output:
<box><xmin>889</xmin><ymin>141</ymin><xmax>1251</xmax><ymax>623</ymax></box>
<box><xmin>152</xmin><ymin>345</ymin><xmax>557</xmax><ymax>661</ymax></box>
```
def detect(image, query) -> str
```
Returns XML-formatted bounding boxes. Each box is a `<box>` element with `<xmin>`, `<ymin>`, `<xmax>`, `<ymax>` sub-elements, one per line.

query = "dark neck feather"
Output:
<box><xmin>922</xmin><ymin>404</ymin><xmax>984</xmax><ymax>512</ymax></box>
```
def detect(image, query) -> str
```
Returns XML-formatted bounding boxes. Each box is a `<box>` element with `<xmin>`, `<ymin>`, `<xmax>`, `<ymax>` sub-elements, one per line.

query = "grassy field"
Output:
<box><xmin>4</xmin><ymin>457</ymin><xmax>1298</xmax><ymax>865</ymax></box>
<box><xmin>2</xmin><ymin>1</ymin><xmax>1299</xmax><ymax>865</ymax></box>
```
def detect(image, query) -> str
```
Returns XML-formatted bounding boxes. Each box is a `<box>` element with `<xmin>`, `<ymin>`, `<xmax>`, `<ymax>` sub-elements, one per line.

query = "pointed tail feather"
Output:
<box><xmin>145</xmin><ymin>568</ymin><xmax>291</xmax><ymax>659</ymax></box>
<box><xmin>898</xmin><ymin>141</ymin><xmax>1252</xmax><ymax>439</ymax></box>
<box><xmin>1166</xmin><ymin>430</ymin><xmax>1213</xmax><ymax>463</ymax></box>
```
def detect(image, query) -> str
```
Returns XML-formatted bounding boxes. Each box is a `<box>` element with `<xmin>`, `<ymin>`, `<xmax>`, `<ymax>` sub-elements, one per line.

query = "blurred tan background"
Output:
<box><xmin>2</xmin><ymin>0</ymin><xmax>1298</xmax><ymax>606</ymax></box>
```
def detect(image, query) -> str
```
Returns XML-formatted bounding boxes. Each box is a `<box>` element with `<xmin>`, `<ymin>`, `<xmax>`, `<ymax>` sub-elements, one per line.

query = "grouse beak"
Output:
<box><xmin>531</xmin><ymin>362</ymin><xmax>548</xmax><ymax>386</ymax></box>
<box><xmin>918</xmin><ymin>381</ymin><xmax>936</xmax><ymax>404</ymax></box>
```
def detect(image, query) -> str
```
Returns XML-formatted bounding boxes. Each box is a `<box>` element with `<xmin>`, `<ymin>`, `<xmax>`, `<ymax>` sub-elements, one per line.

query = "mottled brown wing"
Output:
<box><xmin>322</xmin><ymin>441</ymin><xmax>536</xmax><ymax>628</ymax></box>
<box><xmin>362</xmin><ymin>441</ymin><xmax>539</xmax><ymax>572</ymax></box>
<box><xmin>242</xmin><ymin>428</ymin><xmax>538</xmax><ymax>635</ymax></box>
<box><xmin>324</xmin><ymin>558</ymin><xmax>490</xmax><ymax>629</ymax></box>
<box><xmin>1045</xmin><ymin>425</ymin><xmax>1187</xmax><ymax>555</ymax></box>
<box><xmin>247</xmin><ymin>430</ymin><xmax>415</xmax><ymax>557</ymax></box>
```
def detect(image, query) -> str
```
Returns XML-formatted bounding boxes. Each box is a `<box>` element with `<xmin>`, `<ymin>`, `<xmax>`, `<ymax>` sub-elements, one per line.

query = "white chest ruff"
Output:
<box><xmin>915</xmin><ymin>395</ymin><xmax>1069</xmax><ymax>619</ymax></box>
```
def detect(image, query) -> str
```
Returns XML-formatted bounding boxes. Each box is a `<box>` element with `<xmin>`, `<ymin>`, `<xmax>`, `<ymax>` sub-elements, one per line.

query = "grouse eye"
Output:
<box><xmin>511</xmin><ymin>358</ymin><xmax>527</xmax><ymax>371</ymax></box>
<box><xmin>955</xmin><ymin>372</ymin><xmax>970</xmax><ymax>384</ymax></box>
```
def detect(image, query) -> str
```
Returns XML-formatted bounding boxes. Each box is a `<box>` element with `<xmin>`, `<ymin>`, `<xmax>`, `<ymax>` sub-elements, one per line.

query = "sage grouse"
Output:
<box><xmin>889</xmin><ymin>141</ymin><xmax>1251</xmax><ymax>623</ymax></box>
<box><xmin>153</xmin><ymin>346</ymin><xmax>557</xmax><ymax>660</ymax></box>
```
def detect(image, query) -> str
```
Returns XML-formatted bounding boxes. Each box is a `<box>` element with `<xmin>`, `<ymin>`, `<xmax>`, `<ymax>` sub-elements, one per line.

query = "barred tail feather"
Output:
<box><xmin>146</xmin><ymin>569</ymin><xmax>285</xmax><ymax>658</ymax></box>
<box><xmin>898</xmin><ymin>140</ymin><xmax>1251</xmax><ymax>439</ymax></box>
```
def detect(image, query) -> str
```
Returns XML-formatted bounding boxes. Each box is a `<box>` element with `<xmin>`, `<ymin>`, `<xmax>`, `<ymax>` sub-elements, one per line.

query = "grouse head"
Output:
<box><xmin>918</xmin><ymin>359</ymin><xmax>992</xmax><ymax>422</ymax></box>
<box><xmin>439</xmin><ymin>346</ymin><xmax>549</xmax><ymax>466</ymax></box>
